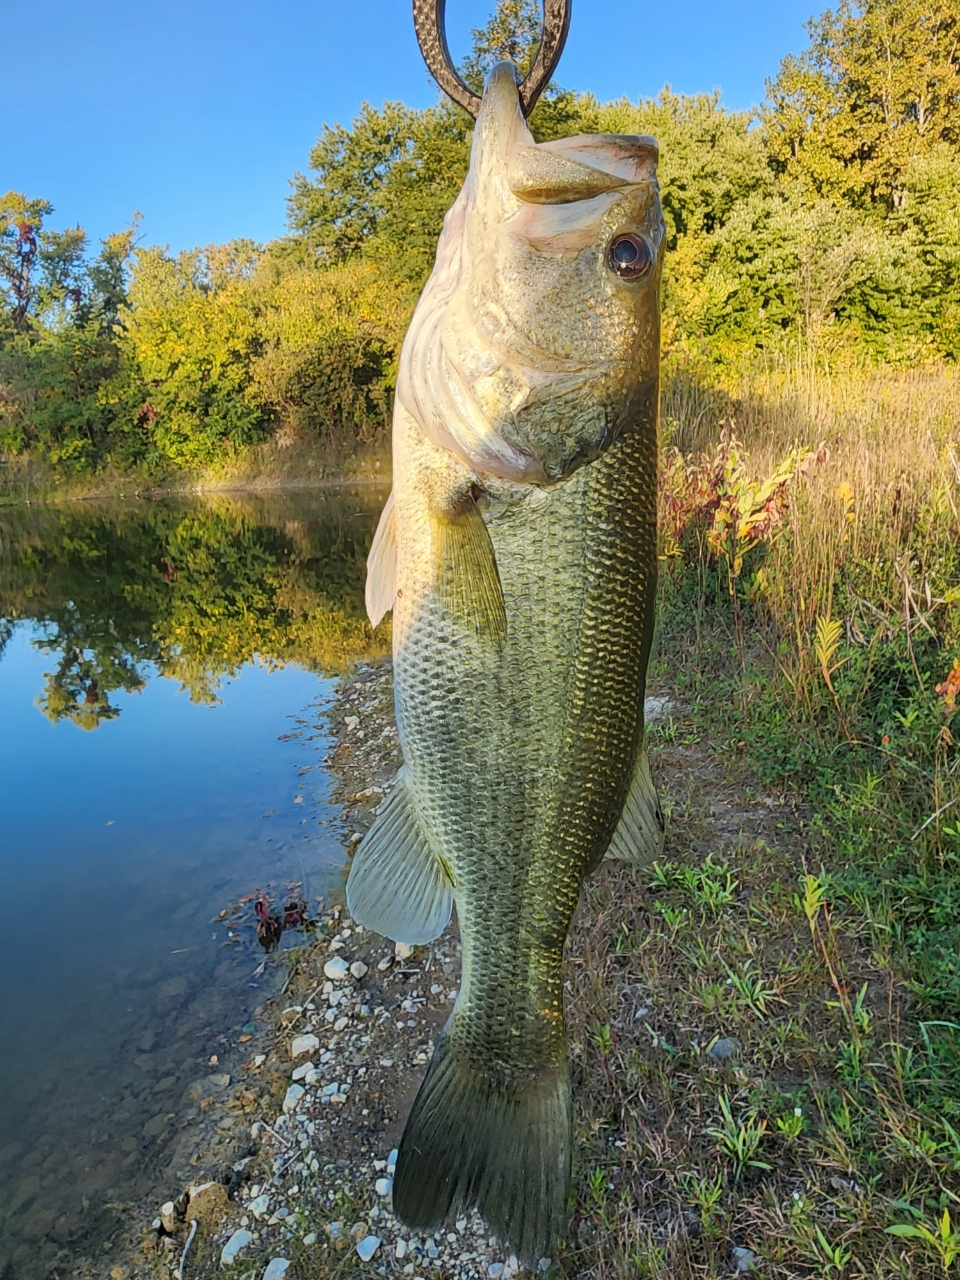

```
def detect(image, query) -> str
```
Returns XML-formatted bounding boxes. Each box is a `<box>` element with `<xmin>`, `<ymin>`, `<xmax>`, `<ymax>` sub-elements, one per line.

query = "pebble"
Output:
<box><xmin>248</xmin><ymin>1195</ymin><xmax>270</xmax><ymax>1220</ymax></box>
<box><xmin>290</xmin><ymin>1033</ymin><xmax>320</xmax><ymax>1057</ymax></box>
<box><xmin>302</xmin><ymin>1232</ymin><xmax>317</xmax><ymax>1246</ymax></box>
<box><xmin>395</xmin><ymin>941</ymin><xmax>415</xmax><ymax>961</ymax></box>
<box><xmin>356</xmin><ymin>1235</ymin><xmax>381</xmax><ymax>1262</ymax></box>
<box><xmin>709</xmin><ymin>1037</ymin><xmax>740</xmax><ymax>1061</ymax></box>
<box><xmin>488</xmin><ymin>1265</ymin><xmax>504</xmax><ymax>1278</ymax></box>
<box><xmin>350</xmin><ymin>960</ymin><xmax>369</xmax><ymax>979</ymax></box>
<box><xmin>395</xmin><ymin>1239</ymin><xmax>407</xmax><ymax>1258</ymax></box>
<box><xmin>282</xmin><ymin>1084</ymin><xmax>305</xmax><ymax>1112</ymax></box>
<box><xmin>221</xmin><ymin>1229</ymin><xmax>253</xmax><ymax>1265</ymax></box>
<box><xmin>159</xmin><ymin>1201</ymin><xmax>177</xmax><ymax>1233</ymax></box>
<box><xmin>291</xmin><ymin>1061</ymin><xmax>314</xmax><ymax>1081</ymax></box>
<box><xmin>375</xmin><ymin>1177</ymin><xmax>392</xmax><ymax>1197</ymax></box>
<box><xmin>324</xmin><ymin>956</ymin><xmax>350</xmax><ymax>981</ymax></box>
<box><xmin>732</xmin><ymin>1246</ymin><xmax>758</xmax><ymax>1273</ymax></box>
<box><xmin>377</xmin><ymin>956</ymin><xmax>393</xmax><ymax>972</ymax></box>
<box><xmin>262</xmin><ymin>1260</ymin><xmax>290</xmax><ymax>1280</ymax></box>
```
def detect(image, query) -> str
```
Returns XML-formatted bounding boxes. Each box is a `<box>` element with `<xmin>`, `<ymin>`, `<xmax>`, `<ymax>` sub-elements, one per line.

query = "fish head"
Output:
<box><xmin>398</xmin><ymin>62</ymin><xmax>664</xmax><ymax>486</ymax></box>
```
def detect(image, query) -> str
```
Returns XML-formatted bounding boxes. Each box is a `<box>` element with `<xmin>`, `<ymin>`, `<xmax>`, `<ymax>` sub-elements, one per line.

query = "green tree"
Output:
<box><xmin>765</xmin><ymin>0</ymin><xmax>960</xmax><ymax>206</ymax></box>
<box><xmin>0</xmin><ymin>192</ymin><xmax>87</xmax><ymax>333</ymax></box>
<box><xmin>119</xmin><ymin>241</ymin><xmax>268</xmax><ymax>467</ymax></box>
<box><xmin>460</xmin><ymin>0</ymin><xmax>543</xmax><ymax>89</ymax></box>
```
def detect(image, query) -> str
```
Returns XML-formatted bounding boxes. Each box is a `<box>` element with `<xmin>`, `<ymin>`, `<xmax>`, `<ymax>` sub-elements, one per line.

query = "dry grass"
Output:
<box><xmin>663</xmin><ymin>360</ymin><xmax>960</xmax><ymax>646</ymax></box>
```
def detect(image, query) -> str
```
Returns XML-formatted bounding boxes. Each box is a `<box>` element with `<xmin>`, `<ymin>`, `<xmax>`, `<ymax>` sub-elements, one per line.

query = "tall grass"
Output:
<box><xmin>658</xmin><ymin>357</ymin><xmax>960</xmax><ymax>1020</ymax></box>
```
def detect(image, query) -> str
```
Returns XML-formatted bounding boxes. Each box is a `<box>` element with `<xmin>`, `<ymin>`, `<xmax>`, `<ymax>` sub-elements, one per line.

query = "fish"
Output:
<box><xmin>348</xmin><ymin>61</ymin><xmax>665</xmax><ymax>1266</ymax></box>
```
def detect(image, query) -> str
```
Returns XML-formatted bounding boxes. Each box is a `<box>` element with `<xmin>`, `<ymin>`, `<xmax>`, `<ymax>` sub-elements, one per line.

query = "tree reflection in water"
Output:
<box><xmin>0</xmin><ymin>487</ymin><xmax>391</xmax><ymax>727</ymax></box>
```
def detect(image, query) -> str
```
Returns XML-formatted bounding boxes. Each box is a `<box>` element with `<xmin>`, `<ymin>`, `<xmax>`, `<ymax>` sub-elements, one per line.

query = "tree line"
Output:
<box><xmin>1</xmin><ymin>0</ymin><xmax>958</xmax><ymax>478</ymax></box>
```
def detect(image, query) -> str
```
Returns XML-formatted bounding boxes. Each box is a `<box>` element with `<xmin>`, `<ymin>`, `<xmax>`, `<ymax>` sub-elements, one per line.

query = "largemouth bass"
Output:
<box><xmin>348</xmin><ymin>62</ymin><xmax>665</xmax><ymax>1265</ymax></box>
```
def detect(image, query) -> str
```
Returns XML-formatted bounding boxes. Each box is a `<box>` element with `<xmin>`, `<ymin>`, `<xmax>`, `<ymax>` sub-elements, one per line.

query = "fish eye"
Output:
<box><xmin>609</xmin><ymin>234</ymin><xmax>653</xmax><ymax>281</ymax></box>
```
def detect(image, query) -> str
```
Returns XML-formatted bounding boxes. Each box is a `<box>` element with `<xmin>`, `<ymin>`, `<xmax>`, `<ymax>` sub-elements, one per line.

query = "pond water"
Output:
<box><xmin>0</xmin><ymin>487</ymin><xmax>388</xmax><ymax>1277</ymax></box>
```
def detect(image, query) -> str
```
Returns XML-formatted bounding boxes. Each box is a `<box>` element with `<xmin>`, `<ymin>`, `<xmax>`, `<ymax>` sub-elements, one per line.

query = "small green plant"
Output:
<box><xmin>775</xmin><ymin>1106</ymin><xmax>804</xmax><ymax>1139</ymax></box>
<box><xmin>592</xmin><ymin>1023</ymin><xmax>614</xmax><ymax>1057</ymax></box>
<box><xmin>724</xmin><ymin>959</ymin><xmax>777</xmax><ymax>1017</ymax></box>
<box><xmin>808</xmin><ymin>1224</ymin><xmax>853</xmax><ymax>1275</ymax></box>
<box><xmin>691</xmin><ymin>855</ymin><xmax>737</xmax><ymax>912</ymax></box>
<box><xmin>680</xmin><ymin>1169</ymin><xmax>725</xmax><ymax>1237</ymax></box>
<box><xmin>654</xmin><ymin>901</ymin><xmax>688</xmax><ymax>936</ymax></box>
<box><xmin>706</xmin><ymin>1093</ymin><xmax>771</xmax><ymax>1178</ymax></box>
<box><xmin>793</xmin><ymin>872</ymin><xmax>828</xmax><ymax>933</ymax></box>
<box><xmin>887</xmin><ymin>1205</ymin><xmax>960</xmax><ymax>1271</ymax></box>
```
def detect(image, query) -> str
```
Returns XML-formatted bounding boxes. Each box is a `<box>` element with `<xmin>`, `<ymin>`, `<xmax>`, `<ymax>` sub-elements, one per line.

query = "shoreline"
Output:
<box><xmin>0</xmin><ymin>441</ymin><xmax>392</xmax><ymax>510</ymax></box>
<box><xmin>66</xmin><ymin>637</ymin><xmax>911</xmax><ymax>1280</ymax></box>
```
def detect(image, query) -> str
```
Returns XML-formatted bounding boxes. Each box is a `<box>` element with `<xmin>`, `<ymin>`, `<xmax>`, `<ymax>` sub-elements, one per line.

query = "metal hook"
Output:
<box><xmin>412</xmin><ymin>0</ymin><xmax>571</xmax><ymax>120</ymax></box>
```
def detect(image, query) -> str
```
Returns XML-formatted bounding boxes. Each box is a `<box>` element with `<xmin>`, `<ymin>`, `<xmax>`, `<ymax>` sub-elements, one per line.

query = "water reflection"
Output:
<box><xmin>0</xmin><ymin>488</ymin><xmax>390</xmax><ymax>728</ymax></box>
<box><xmin>0</xmin><ymin>486</ymin><xmax>388</xmax><ymax>1279</ymax></box>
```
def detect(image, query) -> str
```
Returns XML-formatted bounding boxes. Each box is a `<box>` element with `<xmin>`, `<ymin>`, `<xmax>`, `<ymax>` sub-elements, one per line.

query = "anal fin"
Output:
<box><xmin>346</xmin><ymin>770</ymin><xmax>454</xmax><ymax>944</ymax></box>
<box><xmin>432</xmin><ymin>494</ymin><xmax>507</xmax><ymax>647</ymax></box>
<box><xmin>605</xmin><ymin>746</ymin><xmax>665</xmax><ymax>864</ymax></box>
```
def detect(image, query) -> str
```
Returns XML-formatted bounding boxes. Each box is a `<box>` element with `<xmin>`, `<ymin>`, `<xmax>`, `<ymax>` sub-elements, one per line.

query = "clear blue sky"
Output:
<box><xmin>1</xmin><ymin>0</ymin><xmax>818</xmax><ymax>253</ymax></box>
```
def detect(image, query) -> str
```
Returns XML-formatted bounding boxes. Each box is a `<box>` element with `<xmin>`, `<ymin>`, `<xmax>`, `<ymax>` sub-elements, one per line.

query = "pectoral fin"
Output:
<box><xmin>346</xmin><ymin>769</ymin><xmax>454</xmax><ymax>945</ymax></box>
<box><xmin>432</xmin><ymin>495</ymin><xmax>507</xmax><ymax>647</ymax></box>
<box><xmin>605</xmin><ymin>747</ymin><xmax>665</xmax><ymax>864</ymax></box>
<box><xmin>365</xmin><ymin>491</ymin><xmax>397</xmax><ymax>627</ymax></box>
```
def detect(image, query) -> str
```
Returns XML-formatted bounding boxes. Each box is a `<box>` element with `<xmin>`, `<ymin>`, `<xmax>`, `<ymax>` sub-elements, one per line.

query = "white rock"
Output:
<box><xmin>488</xmin><ymin>1265</ymin><xmax>504</xmax><ymax>1279</ymax></box>
<box><xmin>252</xmin><ymin>1053</ymin><xmax>266</xmax><ymax>1067</ymax></box>
<box><xmin>334</xmin><ymin>1016</ymin><xmax>349</xmax><ymax>1032</ymax></box>
<box><xmin>395</xmin><ymin>941</ymin><xmax>415</xmax><ymax>961</ymax></box>
<box><xmin>262</xmin><ymin>1260</ymin><xmax>290</xmax><ymax>1280</ymax></box>
<box><xmin>159</xmin><ymin>1201</ymin><xmax>177</xmax><ymax>1233</ymax></box>
<box><xmin>291</xmin><ymin>1061</ymin><xmax>314</xmax><ymax>1081</ymax></box>
<box><xmin>304</xmin><ymin>1067</ymin><xmax>323</xmax><ymax>1086</ymax></box>
<box><xmin>375</xmin><ymin>1177</ymin><xmax>392</xmax><ymax>1197</ymax></box>
<box><xmin>356</xmin><ymin>1236</ymin><xmax>381</xmax><ymax>1262</ymax></box>
<box><xmin>324</xmin><ymin>956</ymin><xmax>350</xmax><ymax>981</ymax></box>
<box><xmin>350</xmin><ymin>961</ymin><xmax>369</xmax><ymax>979</ymax></box>
<box><xmin>302</xmin><ymin>1232</ymin><xmax>317</xmax><ymax>1246</ymax></box>
<box><xmin>395</xmin><ymin>1239</ymin><xmax>407</xmax><ymax>1258</ymax></box>
<box><xmin>644</xmin><ymin>694</ymin><xmax>674</xmax><ymax>723</ymax></box>
<box><xmin>290</xmin><ymin>1034</ymin><xmax>319</xmax><ymax>1057</ymax></box>
<box><xmin>282</xmin><ymin>1084</ymin><xmax>305</xmax><ymax>1113</ymax></box>
<box><xmin>377</xmin><ymin>956</ymin><xmax>392</xmax><ymax>972</ymax></box>
<box><xmin>248</xmin><ymin>1194</ymin><xmax>270</xmax><ymax>1220</ymax></box>
<box><xmin>221</xmin><ymin>1229</ymin><xmax>253</xmax><ymax>1265</ymax></box>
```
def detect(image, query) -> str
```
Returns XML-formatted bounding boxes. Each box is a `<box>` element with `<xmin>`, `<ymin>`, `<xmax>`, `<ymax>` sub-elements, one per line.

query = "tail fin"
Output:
<box><xmin>393</xmin><ymin>1032</ymin><xmax>571</xmax><ymax>1267</ymax></box>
